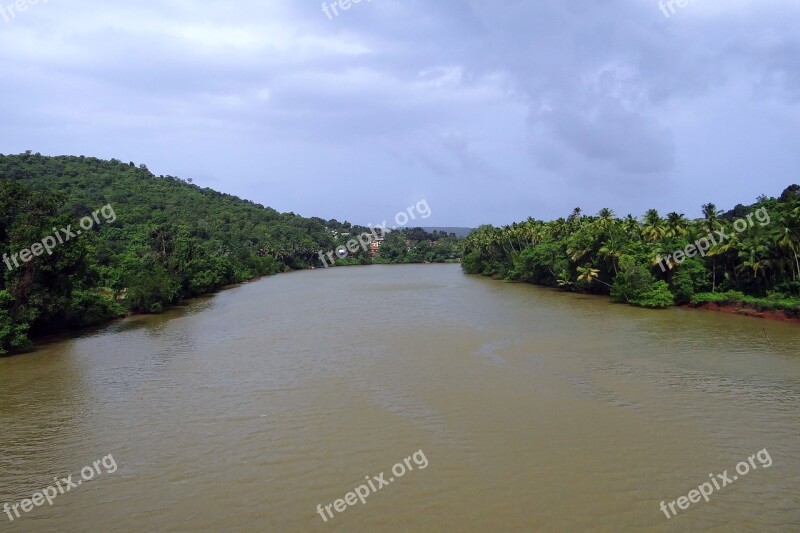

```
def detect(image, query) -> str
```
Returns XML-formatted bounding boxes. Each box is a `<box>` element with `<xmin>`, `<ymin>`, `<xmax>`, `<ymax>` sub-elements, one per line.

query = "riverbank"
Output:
<box><xmin>488</xmin><ymin>275</ymin><xmax>800</xmax><ymax>325</ymax></box>
<box><xmin>689</xmin><ymin>291</ymin><xmax>800</xmax><ymax>323</ymax></box>
<box><xmin>692</xmin><ymin>302</ymin><xmax>800</xmax><ymax>323</ymax></box>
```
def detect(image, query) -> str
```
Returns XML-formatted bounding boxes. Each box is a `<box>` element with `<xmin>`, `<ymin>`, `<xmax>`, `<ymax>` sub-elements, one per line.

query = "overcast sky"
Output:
<box><xmin>1</xmin><ymin>1</ymin><xmax>799</xmax><ymax>226</ymax></box>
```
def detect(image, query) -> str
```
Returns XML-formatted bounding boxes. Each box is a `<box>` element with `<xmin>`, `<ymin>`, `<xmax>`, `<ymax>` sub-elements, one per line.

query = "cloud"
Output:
<box><xmin>0</xmin><ymin>0</ymin><xmax>798</xmax><ymax>225</ymax></box>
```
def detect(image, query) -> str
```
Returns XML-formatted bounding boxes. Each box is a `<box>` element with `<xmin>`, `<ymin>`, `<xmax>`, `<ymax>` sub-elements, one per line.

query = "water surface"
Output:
<box><xmin>1</xmin><ymin>264</ymin><xmax>799</xmax><ymax>531</ymax></box>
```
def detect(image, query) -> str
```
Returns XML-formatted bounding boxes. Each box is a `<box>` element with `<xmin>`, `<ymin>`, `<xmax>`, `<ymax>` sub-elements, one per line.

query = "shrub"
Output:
<box><xmin>773</xmin><ymin>281</ymin><xmax>800</xmax><ymax>297</ymax></box>
<box><xmin>691</xmin><ymin>291</ymin><xmax>746</xmax><ymax>306</ymax></box>
<box><xmin>635</xmin><ymin>281</ymin><xmax>675</xmax><ymax>309</ymax></box>
<box><xmin>461</xmin><ymin>251</ymin><xmax>485</xmax><ymax>275</ymax></box>
<box><xmin>610</xmin><ymin>256</ymin><xmax>654</xmax><ymax>304</ymax></box>
<box><xmin>0</xmin><ymin>291</ymin><xmax>31</xmax><ymax>355</ymax></box>
<box><xmin>690</xmin><ymin>290</ymin><xmax>800</xmax><ymax>315</ymax></box>
<box><xmin>67</xmin><ymin>290</ymin><xmax>126</xmax><ymax>328</ymax></box>
<box><xmin>670</xmin><ymin>258</ymin><xmax>709</xmax><ymax>305</ymax></box>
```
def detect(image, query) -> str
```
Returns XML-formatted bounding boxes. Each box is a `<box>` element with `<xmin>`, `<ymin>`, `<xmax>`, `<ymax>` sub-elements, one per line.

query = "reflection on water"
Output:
<box><xmin>1</xmin><ymin>265</ymin><xmax>799</xmax><ymax>532</ymax></box>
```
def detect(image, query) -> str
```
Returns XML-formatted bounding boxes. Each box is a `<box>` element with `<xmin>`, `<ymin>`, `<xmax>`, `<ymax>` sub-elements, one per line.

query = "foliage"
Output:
<box><xmin>0</xmin><ymin>290</ymin><xmax>31</xmax><ymax>354</ymax></box>
<box><xmin>66</xmin><ymin>289</ymin><xmax>126</xmax><ymax>328</ymax></box>
<box><xmin>691</xmin><ymin>290</ymin><xmax>800</xmax><ymax>316</ymax></box>
<box><xmin>610</xmin><ymin>257</ymin><xmax>654</xmax><ymax>304</ymax></box>
<box><xmin>670</xmin><ymin>258</ymin><xmax>709</xmax><ymax>305</ymax></box>
<box><xmin>0</xmin><ymin>152</ymin><xmax>464</xmax><ymax>354</ymax></box>
<box><xmin>462</xmin><ymin>185</ymin><xmax>800</xmax><ymax>312</ymax></box>
<box><xmin>370</xmin><ymin>227</ymin><xmax>461</xmax><ymax>265</ymax></box>
<box><xmin>636</xmin><ymin>281</ymin><xmax>674</xmax><ymax>309</ymax></box>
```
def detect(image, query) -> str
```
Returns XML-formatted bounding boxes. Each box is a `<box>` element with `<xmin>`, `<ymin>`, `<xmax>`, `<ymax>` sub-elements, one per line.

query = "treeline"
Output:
<box><xmin>462</xmin><ymin>186</ymin><xmax>800</xmax><ymax>313</ymax></box>
<box><xmin>0</xmin><ymin>153</ymin><xmax>452</xmax><ymax>354</ymax></box>
<box><xmin>327</xmin><ymin>227</ymin><xmax>461</xmax><ymax>266</ymax></box>
<box><xmin>378</xmin><ymin>228</ymin><xmax>461</xmax><ymax>263</ymax></box>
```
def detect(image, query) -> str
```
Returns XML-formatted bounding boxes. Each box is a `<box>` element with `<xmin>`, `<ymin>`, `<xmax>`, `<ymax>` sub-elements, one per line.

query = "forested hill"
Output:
<box><xmin>0</xmin><ymin>153</ymin><xmax>464</xmax><ymax>354</ymax></box>
<box><xmin>0</xmin><ymin>152</ymin><xmax>340</xmax><ymax>262</ymax></box>
<box><xmin>0</xmin><ymin>152</ymin><xmax>345</xmax><ymax>353</ymax></box>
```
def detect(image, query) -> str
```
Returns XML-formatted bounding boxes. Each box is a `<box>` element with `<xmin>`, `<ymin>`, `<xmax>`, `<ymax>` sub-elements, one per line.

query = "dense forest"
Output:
<box><xmin>323</xmin><ymin>226</ymin><xmax>461</xmax><ymax>267</ymax></box>
<box><xmin>463</xmin><ymin>186</ymin><xmax>800</xmax><ymax>314</ymax></box>
<box><xmin>0</xmin><ymin>153</ymin><xmax>460</xmax><ymax>354</ymax></box>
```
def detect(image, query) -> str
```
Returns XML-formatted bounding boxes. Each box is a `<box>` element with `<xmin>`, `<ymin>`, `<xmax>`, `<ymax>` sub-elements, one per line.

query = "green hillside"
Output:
<box><xmin>0</xmin><ymin>153</ymin><xmax>338</xmax><ymax>354</ymax></box>
<box><xmin>0</xmin><ymin>152</ymin><xmax>463</xmax><ymax>354</ymax></box>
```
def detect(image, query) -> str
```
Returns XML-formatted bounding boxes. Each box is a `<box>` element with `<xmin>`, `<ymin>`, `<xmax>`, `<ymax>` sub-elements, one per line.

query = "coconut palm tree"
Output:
<box><xmin>702</xmin><ymin>203</ymin><xmax>723</xmax><ymax>291</ymax></box>
<box><xmin>622</xmin><ymin>214</ymin><xmax>640</xmax><ymax>239</ymax></box>
<box><xmin>737</xmin><ymin>243</ymin><xmax>771</xmax><ymax>286</ymax></box>
<box><xmin>708</xmin><ymin>232</ymin><xmax>741</xmax><ymax>284</ymax></box>
<box><xmin>773</xmin><ymin>209</ymin><xmax>800</xmax><ymax>280</ymax></box>
<box><xmin>599</xmin><ymin>241</ymin><xmax>623</xmax><ymax>275</ymax></box>
<box><xmin>551</xmin><ymin>218</ymin><xmax>568</xmax><ymax>240</ymax></box>
<box><xmin>577</xmin><ymin>265</ymin><xmax>612</xmax><ymax>288</ymax></box>
<box><xmin>642</xmin><ymin>209</ymin><xmax>665</xmax><ymax>243</ymax></box>
<box><xmin>665</xmin><ymin>212</ymin><xmax>688</xmax><ymax>237</ymax></box>
<box><xmin>595</xmin><ymin>208</ymin><xmax>616</xmax><ymax>232</ymax></box>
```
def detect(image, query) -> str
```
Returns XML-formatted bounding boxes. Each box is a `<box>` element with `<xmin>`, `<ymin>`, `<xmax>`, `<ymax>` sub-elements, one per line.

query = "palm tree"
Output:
<box><xmin>567</xmin><ymin>208</ymin><xmax>584</xmax><ymax>232</ymax></box>
<box><xmin>599</xmin><ymin>241</ymin><xmax>623</xmax><ymax>275</ymax></box>
<box><xmin>737</xmin><ymin>243</ymin><xmax>771</xmax><ymax>286</ymax></box>
<box><xmin>642</xmin><ymin>209</ymin><xmax>665</xmax><ymax>243</ymax></box>
<box><xmin>702</xmin><ymin>203</ymin><xmax>722</xmax><ymax>291</ymax></box>
<box><xmin>773</xmin><ymin>209</ymin><xmax>800</xmax><ymax>280</ymax></box>
<box><xmin>551</xmin><ymin>218</ymin><xmax>568</xmax><ymax>240</ymax></box>
<box><xmin>567</xmin><ymin>242</ymin><xmax>590</xmax><ymax>263</ymax></box>
<box><xmin>649</xmin><ymin>243</ymin><xmax>677</xmax><ymax>272</ymax></box>
<box><xmin>701</xmin><ymin>203</ymin><xmax>722</xmax><ymax>234</ymax></box>
<box><xmin>556</xmin><ymin>272</ymin><xmax>573</xmax><ymax>288</ymax></box>
<box><xmin>495</xmin><ymin>227</ymin><xmax>512</xmax><ymax>257</ymax></box>
<box><xmin>509</xmin><ymin>223</ymin><xmax>524</xmax><ymax>252</ymax></box>
<box><xmin>577</xmin><ymin>265</ymin><xmax>612</xmax><ymax>288</ymax></box>
<box><xmin>596</xmin><ymin>208</ymin><xmax>616</xmax><ymax>232</ymax></box>
<box><xmin>622</xmin><ymin>214</ymin><xmax>640</xmax><ymax>239</ymax></box>
<box><xmin>708</xmin><ymin>232</ymin><xmax>741</xmax><ymax>284</ymax></box>
<box><xmin>524</xmin><ymin>218</ymin><xmax>546</xmax><ymax>247</ymax></box>
<box><xmin>665</xmin><ymin>212</ymin><xmax>688</xmax><ymax>237</ymax></box>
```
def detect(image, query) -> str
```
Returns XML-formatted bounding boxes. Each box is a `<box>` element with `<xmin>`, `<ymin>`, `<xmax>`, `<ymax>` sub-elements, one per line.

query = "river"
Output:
<box><xmin>1</xmin><ymin>264</ymin><xmax>799</xmax><ymax>532</ymax></box>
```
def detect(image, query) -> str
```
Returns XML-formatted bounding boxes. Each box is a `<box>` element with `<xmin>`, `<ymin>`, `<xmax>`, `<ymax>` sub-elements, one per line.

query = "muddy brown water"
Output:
<box><xmin>1</xmin><ymin>264</ymin><xmax>799</xmax><ymax>532</ymax></box>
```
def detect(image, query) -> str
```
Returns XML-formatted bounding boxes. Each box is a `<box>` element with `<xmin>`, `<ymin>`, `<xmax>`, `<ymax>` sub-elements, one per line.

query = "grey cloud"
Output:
<box><xmin>0</xmin><ymin>0</ymin><xmax>798</xmax><ymax>225</ymax></box>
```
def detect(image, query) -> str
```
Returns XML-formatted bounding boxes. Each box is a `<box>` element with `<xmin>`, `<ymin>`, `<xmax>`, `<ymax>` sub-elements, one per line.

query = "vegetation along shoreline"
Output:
<box><xmin>462</xmin><ymin>185</ymin><xmax>800</xmax><ymax>322</ymax></box>
<box><xmin>2</xmin><ymin>152</ymin><xmax>798</xmax><ymax>356</ymax></box>
<box><xmin>0</xmin><ymin>153</ymin><xmax>461</xmax><ymax>356</ymax></box>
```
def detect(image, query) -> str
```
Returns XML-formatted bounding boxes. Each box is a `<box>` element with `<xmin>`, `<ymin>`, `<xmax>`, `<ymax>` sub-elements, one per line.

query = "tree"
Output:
<box><xmin>642</xmin><ymin>209</ymin><xmax>665</xmax><ymax>242</ymax></box>
<box><xmin>773</xmin><ymin>209</ymin><xmax>800</xmax><ymax>281</ymax></box>
<box><xmin>702</xmin><ymin>203</ymin><xmax>723</xmax><ymax>291</ymax></box>
<box><xmin>665</xmin><ymin>212</ymin><xmax>688</xmax><ymax>237</ymax></box>
<box><xmin>610</xmin><ymin>257</ymin><xmax>655</xmax><ymax>304</ymax></box>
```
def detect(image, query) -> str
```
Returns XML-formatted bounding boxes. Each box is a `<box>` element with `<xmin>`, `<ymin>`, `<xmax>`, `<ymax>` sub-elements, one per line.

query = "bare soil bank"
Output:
<box><xmin>693</xmin><ymin>302</ymin><xmax>800</xmax><ymax>324</ymax></box>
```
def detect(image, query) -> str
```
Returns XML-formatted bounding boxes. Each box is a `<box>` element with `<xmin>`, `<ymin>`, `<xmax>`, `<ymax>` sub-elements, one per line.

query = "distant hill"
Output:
<box><xmin>420</xmin><ymin>227</ymin><xmax>474</xmax><ymax>238</ymax></box>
